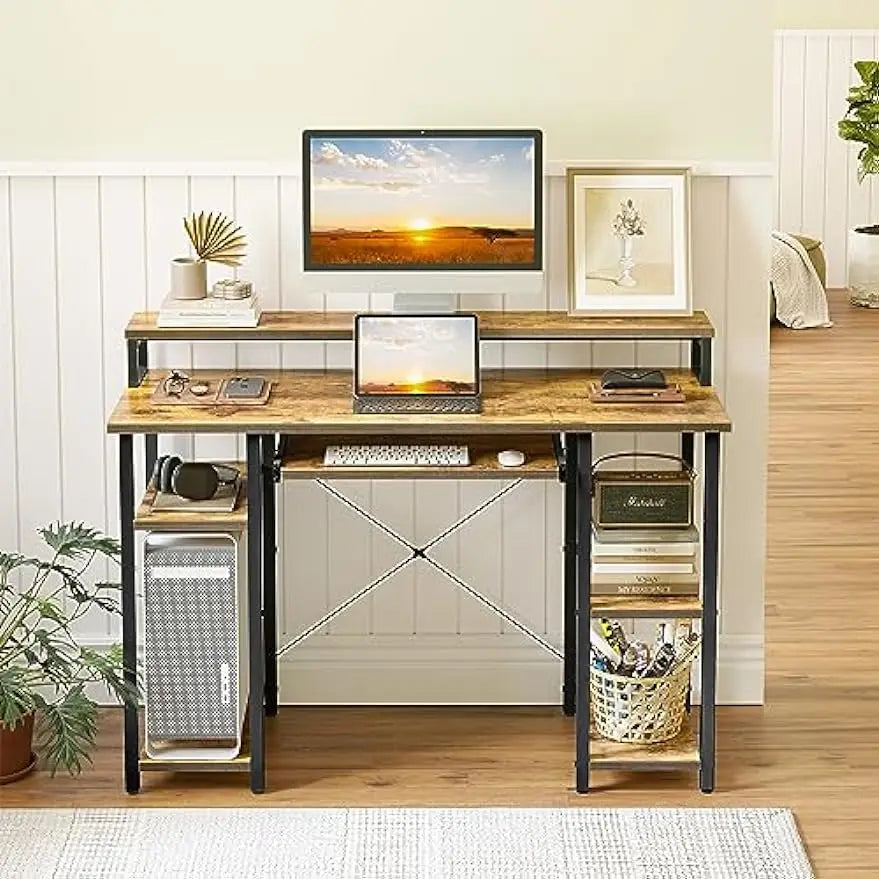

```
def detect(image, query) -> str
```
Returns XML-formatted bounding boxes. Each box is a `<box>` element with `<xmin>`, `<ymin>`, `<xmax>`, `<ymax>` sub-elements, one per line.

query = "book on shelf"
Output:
<box><xmin>592</xmin><ymin>524</ymin><xmax>699</xmax><ymax>543</ymax></box>
<box><xmin>157</xmin><ymin>293</ymin><xmax>261</xmax><ymax>328</ymax></box>
<box><xmin>592</xmin><ymin>558</ymin><xmax>695</xmax><ymax>576</ymax></box>
<box><xmin>592</xmin><ymin>524</ymin><xmax>699</xmax><ymax>558</ymax></box>
<box><xmin>592</xmin><ymin>569</ymin><xmax>698</xmax><ymax>586</ymax></box>
<box><xmin>591</xmin><ymin>579</ymin><xmax>700</xmax><ymax>596</ymax></box>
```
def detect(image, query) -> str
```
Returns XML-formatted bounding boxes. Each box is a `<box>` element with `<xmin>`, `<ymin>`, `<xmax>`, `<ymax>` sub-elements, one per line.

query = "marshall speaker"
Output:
<box><xmin>142</xmin><ymin>532</ymin><xmax>248</xmax><ymax>761</ymax></box>
<box><xmin>592</xmin><ymin>453</ymin><xmax>695</xmax><ymax>529</ymax></box>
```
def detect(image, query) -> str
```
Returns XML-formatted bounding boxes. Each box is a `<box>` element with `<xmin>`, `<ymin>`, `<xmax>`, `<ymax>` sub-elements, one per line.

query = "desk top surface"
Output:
<box><xmin>126</xmin><ymin>310</ymin><xmax>715</xmax><ymax>341</ymax></box>
<box><xmin>107</xmin><ymin>369</ymin><xmax>731</xmax><ymax>435</ymax></box>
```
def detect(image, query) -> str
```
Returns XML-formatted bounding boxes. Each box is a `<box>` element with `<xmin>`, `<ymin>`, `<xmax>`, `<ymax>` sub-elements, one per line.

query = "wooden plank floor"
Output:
<box><xmin>1</xmin><ymin>291</ymin><xmax>876</xmax><ymax>876</ymax></box>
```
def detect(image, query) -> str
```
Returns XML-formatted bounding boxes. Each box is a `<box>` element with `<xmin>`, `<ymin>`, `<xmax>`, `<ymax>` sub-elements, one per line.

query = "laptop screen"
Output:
<box><xmin>355</xmin><ymin>314</ymin><xmax>480</xmax><ymax>397</ymax></box>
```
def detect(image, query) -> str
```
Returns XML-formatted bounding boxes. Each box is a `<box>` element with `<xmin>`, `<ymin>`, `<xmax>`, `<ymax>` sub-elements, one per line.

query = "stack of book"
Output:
<box><xmin>157</xmin><ymin>293</ymin><xmax>262</xmax><ymax>328</ymax></box>
<box><xmin>591</xmin><ymin>525</ymin><xmax>700</xmax><ymax>597</ymax></box>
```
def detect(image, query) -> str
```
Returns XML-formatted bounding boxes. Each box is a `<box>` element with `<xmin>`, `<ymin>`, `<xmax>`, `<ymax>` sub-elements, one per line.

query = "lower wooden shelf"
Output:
<box><xmin>590</xmin><ymin>595</ymin><xmax>702</xmax><ymax>618</ymax></box>
<box><xmin>139</xmin><ymin>750</ymin><xmax>251</xmax><ymax>773</ymax></box>
<box><xmin>590</xmin><ymin>717</ymin><xmax>699</xmax><ymax>771</ymax></box>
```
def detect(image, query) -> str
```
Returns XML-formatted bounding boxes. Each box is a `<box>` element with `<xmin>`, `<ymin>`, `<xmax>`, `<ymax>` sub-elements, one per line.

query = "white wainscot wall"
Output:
<box><xmin>775</xmin><ymin>30</ymin><xmax>879</xmax><ymax>288</ymax></box>
<box><xmin>0</xmin><ymin>169</ymin><xmax>769</xmax><ymax>705</ymax></box>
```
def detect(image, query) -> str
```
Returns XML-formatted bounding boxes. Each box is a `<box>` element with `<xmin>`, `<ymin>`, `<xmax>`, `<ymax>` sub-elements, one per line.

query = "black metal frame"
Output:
<box><xmin>246</xmin><ymin>435</ymin><xmax>267</xmax><ymax>793</ymax></box>
<box><xmin>119</xmin><ymin>434</ymin><xmax>139</xmax><ymax>794</ymax></box>
<box><xmin>573</xmin><ymin>432</ymin><xmax>593</xmax><ymax>793</ymax></box>
<box><xmin>700</xmin><ymin>432</ymin><xmax>720</xmax><ymax>793</ymax></box>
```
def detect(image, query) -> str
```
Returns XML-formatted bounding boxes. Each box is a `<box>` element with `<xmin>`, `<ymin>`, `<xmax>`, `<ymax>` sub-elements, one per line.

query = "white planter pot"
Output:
<box><xmin>848</xmin><ymin>226</ymin><xmax>879</xmax><ymax>308</ymax></box>
<box><xmin>170</xmin><ymin>258</ymin><xmax>207</xmax><ymax>300</ymax></box>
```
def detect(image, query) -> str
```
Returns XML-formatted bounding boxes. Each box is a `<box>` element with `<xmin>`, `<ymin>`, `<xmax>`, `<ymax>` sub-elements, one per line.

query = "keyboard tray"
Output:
<box><xmin>280</xmin><ymin>434</ymin><xmax>558</xmax><ymax>480</ymax></box>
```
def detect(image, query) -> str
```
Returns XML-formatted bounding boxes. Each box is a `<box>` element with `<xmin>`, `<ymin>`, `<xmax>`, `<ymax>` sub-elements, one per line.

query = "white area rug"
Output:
<box><xmin>0</xmin><ymin>807</ymin><xmax>813</xmax><ymax>878</ymax></box>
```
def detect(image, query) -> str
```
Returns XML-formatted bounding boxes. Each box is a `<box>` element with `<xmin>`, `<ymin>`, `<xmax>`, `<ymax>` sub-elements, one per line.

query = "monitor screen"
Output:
<box><xmin>303</xmin><ymin>130</ymin><xmax>542</xmax><ymax>273</ymax></box>
<box><xmin>355</xmin><ymin>314</ymin><xmax>479</xmax><ymax>396</ymax></box>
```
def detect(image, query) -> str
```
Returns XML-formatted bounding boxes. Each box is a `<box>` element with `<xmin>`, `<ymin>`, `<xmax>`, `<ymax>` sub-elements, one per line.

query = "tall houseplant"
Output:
<box><xmin>839</xmin><ymin>60</ymin><xmax>879</xmax><ymax>307</ymax></box>
<box><xmin>0</xmin><ymin>523</ymin><xmax>136</xmax><ymax>781</ymax></box>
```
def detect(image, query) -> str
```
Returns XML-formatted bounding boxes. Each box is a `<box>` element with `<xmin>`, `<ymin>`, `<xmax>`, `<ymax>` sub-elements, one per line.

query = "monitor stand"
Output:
<box><xmin>392</xmin><ymin>293</ymin><xmax>457</xmax><ymax>313</ymax></box>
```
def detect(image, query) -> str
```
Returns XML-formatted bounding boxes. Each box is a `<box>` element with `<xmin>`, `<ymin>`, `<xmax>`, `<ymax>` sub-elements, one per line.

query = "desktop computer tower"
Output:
<box><xmin>142</xmin><ymin>532</ymin><xmax>249</xmax><ymax>761</ymax></box>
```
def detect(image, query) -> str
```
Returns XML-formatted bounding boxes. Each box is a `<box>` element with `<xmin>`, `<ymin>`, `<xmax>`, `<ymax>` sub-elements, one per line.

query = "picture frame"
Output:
<box><xmin>566</xmin><ymin>167</ymin><xmax>692</xmax><ymax>316</ymax></box>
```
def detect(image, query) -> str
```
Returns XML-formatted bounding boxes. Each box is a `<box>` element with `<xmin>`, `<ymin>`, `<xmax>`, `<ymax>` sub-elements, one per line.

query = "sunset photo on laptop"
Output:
<box><xmin>356</xmin><ymin>315</ymin><xmax>478</xmax><ymax>396</ymax></box>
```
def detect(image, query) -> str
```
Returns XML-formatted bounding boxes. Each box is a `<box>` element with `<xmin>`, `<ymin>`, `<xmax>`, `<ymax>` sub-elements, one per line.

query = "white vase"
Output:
<box><xmin>617</xmin><ymin>235</ymin><xmax>637</xmax><ymax>287</ymax></box>
<box><xmin>170</xmin><ymin>258</ymin><xmax>207</xmax><ymax>300</ymax></box>
<box><xmin>848</xmin><ymin>226</ymin><xmax>879</xmax><ymax>308</ymax></box>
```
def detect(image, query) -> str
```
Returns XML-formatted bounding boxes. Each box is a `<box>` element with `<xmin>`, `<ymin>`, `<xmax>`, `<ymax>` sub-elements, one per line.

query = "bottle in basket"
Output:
<box><xmin>599</xmin><ymin>618</ymin><xmax>629</xmax><ymax>654</ymax></box>
<box><xmin>624</xmin><ymin>640</ymin><xmax>651</xmax><ymax>676</ymax></box>
<box><xmin>673</xmin><ymin>619</ymin><xmax>693</xmax><ymax>651</ymax></box>
<box><xmin>641</xmin><ymin>642</ymin><xmax>676</xmax><ymax>677</ymax></box>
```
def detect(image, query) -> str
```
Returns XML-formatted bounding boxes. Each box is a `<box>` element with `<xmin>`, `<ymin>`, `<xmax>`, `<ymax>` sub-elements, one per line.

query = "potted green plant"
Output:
<box><xmin>0</xmin><ymin>523</ymin><xmax>136</xmax><ymax>782</ymax></box>
<box><xmin>839</xmin><ymin>60</ymin><xmax>879</xmax><ymax>307</ymax></box>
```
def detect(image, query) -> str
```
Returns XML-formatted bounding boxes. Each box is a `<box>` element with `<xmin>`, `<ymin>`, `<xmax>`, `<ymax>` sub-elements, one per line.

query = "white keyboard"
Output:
<box><xmin>323</xmin><ymin>444</ymin><xmax>470</xmax><ymax>467</ymax></box>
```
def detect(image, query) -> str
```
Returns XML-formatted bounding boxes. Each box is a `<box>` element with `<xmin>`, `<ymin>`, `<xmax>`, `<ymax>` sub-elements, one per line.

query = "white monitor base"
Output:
<box><xmin>392</xmin><ymin>293</ymin><xmax>457</xmax><ymax>313</ymax></box>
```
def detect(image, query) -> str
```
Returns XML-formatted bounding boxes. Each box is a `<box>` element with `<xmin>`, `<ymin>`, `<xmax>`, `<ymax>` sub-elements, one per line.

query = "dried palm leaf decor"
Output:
<box><xmin>183</xmin><ymin>212</ymin><xmax>247</xmax><ymax>266</ymax></box>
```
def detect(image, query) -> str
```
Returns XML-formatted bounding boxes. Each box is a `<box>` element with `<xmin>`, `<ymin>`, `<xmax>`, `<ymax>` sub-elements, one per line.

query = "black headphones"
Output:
<box><xmin>152</xmin><ymin>455</ymin><xmax>240</xmax><ymax>502</ymax></box>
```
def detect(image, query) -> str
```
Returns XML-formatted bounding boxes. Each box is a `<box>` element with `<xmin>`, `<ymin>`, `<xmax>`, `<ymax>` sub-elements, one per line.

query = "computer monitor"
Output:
<box><xmin>302</xmin><ymin>129</ymin><xmax>543</xmax><ymax>311</ymax></box>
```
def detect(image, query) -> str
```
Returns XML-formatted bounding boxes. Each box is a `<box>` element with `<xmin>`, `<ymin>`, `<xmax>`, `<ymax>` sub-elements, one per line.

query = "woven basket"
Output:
<box><xmin>590</xmin><ymin>660</ymin><xmax>692</xmax><ymax>744</ymax></box>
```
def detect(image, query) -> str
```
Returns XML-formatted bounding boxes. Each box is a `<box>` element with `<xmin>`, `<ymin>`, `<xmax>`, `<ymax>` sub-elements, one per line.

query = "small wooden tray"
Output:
<box><xmin>151</xmin><ymin>379</ymin><xmax>220</xmax><ymax>405</ymax></box>
<box><xmin>589</xmin><ymin>382</ymin><xmax>686</xmax><ymax>404</ymax></box>
<box><xmin>151</xmin><ymin>374</ymin><xmax>272</xmax><ymax>405</ymax></box>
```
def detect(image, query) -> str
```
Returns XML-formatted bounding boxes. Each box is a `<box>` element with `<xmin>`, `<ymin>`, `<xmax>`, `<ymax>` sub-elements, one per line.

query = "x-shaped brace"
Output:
<box><xmin>276</xmin><ymin>478</ymin><xmax>563</xmax><ymax>660</ymax></box>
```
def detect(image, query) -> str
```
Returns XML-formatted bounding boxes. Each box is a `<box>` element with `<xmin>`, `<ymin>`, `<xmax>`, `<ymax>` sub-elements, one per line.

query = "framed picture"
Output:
<box><xmin>566</xmin><ymin>167</ymin><xmax>691</xmax><ymax>316</ymax></box>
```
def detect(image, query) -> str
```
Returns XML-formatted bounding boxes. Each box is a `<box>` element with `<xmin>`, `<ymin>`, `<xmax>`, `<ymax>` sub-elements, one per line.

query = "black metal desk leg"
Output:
<box><xmin>575</xmin><ymin>433</ymin><xmax>593</xmax><ymax>794</ymax></box>
<box><xmin>691</xmin><ymin>338</ymin><xmax>713</xmax><ymax>387</ymax></box>
<box><xmin>247</xmin><ymin>435</ymin><xmax>266</xmax><ymax>793</ymax></box>
<box><xmin>562</xmin><ymin>434</ymin><xmax>578</xmax><ymax>717</ymax></box>
<box><xmin>681</xmin><ymin>433</ymin><xmax>694</xmax><ymax>468</ymax></box>
<box><xmin>119</xmin><ymin>434</ymin><xmax>140</xmax><ymax>794</ymax></box>
<box><xmin>700</xmin><ymin>432</ymin><xmax>720</xmax><ymax>793</ymax></box>
<box><xmin>145</xmin><ymin>436</ymin><xmax>158</xmax><ymax>487</ymax></box>
<box><xmin>126</xmin><ymin>339</ymin><xmax>157</xmax><ymax>484</ymax></box>
<box><xmin>261</xmin><ymin>435</ymin><xmax>278</xmax><ymax>717</ymax></box>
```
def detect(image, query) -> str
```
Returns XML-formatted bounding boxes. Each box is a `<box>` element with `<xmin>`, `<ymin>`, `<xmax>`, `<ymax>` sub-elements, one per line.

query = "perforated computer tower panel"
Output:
<box><xmin>142</xmin><ymin>533</ymin><xmax>248</xmax><ymax>760</ymax></box>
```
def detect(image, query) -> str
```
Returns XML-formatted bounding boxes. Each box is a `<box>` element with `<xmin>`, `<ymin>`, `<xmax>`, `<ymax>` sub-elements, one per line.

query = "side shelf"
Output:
<box><xmin>134</xmin><ymin>463</ymin><xmax>247</xmax><ymax>532</ymax></box>
<box><xmin>590</xmin><ymin>595</ymin><xmax>702</xmax><ymax>619</ymax></box>
<box><xmin>590</xmin><ymin>717</ymin><xmax>699</xmax><ymax>771</ymax></box>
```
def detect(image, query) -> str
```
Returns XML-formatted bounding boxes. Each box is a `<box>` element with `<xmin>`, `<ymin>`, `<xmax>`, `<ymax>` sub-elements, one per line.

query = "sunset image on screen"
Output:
<box><xmin>357</xmin><ymin>317</ymin><xmax>477</xmax><ymax>396</ymax></box>
<box><xmin>308</xmin><ymin>135</ymin><xmax>537</xmax><ymax>268</ymax></box>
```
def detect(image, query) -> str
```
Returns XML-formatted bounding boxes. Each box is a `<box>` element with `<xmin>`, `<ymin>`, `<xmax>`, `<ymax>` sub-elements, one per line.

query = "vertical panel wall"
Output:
<box><xmin>0</xmin><ymin>167</ymin><xmax>769</xmax><ymax>704</ymax></box>
<box><xmin>775</xmin><ymin>30</ymin><xmax>879</xmax><ymax>288</ymax></box>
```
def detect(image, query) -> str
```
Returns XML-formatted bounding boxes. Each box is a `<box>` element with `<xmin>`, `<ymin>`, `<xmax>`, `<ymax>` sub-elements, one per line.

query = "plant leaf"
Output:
<box><xmin>855</xmin><ymin>60</ymin><xmax>879</xmax><ymax>87</ymax></box>
<box><xmin>35</xmin><ymin>687</ymin><xmax>98</xmax><ymax>776</ymax></box>
<box><xmin>40</xmin><ymin>522</ymin><xmax>120</xmax><ymax>561</ymax></box>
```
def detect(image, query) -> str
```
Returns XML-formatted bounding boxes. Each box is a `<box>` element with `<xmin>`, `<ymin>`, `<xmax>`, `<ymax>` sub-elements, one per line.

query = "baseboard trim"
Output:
<box><xmin>84</xmin><ymin>631</ymin><xmax>763</xmax><ymax>706</ymax></box>
<box><xmin>274</xmin><ymin>633</ymin><xmax>764</xmax><ymax>706</ymax></box>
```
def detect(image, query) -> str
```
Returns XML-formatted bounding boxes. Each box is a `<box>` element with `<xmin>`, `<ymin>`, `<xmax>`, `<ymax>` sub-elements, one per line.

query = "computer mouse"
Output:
<box><xmin>497</xmin><ymin>450</ymin><xmax>525</xmax><ymax>468</ymax></box>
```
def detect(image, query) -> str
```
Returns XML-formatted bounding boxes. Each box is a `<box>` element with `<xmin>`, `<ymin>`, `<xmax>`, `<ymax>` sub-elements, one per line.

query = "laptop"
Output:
<box><xmin>353</xmin><ymin>313</ymin><xmax>481</xmax><ymax>414</ymax></box>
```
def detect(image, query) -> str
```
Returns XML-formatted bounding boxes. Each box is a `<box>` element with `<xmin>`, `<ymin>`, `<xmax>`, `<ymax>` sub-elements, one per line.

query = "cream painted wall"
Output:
<box><xmin>775</xmin><ymin>1</ymin><xmax>878</xmax><ymax>29</ymax></box>
<box><xmin>0</xmin><ymin>0</ymin><xmax>773</xmax><ymax>161</ymax></box>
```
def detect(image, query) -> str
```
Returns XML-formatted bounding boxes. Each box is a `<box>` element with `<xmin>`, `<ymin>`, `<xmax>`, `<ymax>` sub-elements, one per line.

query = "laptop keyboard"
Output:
<box><xmin>324</xmin><ymin>444</ymin><xmax>470</xmax><ymax>467</ymax></box>
<box><xmin>354</xmin><ymin>397</ymin><xmax>481</xmax><ymax>414</ymax></box>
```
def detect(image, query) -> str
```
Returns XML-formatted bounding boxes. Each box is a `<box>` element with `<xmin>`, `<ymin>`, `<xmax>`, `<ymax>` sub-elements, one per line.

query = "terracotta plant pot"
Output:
<box><xmin>0</xmin><ymin>713</ymin><xmax>37</xmax><ymax>784</ymax></box>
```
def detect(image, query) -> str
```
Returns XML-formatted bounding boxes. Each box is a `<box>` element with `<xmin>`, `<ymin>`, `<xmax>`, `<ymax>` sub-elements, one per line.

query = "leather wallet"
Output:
<box><xmin>600</xmin><ymin>369</ymin><xmax>667</xmax><ymax>390</ymax></box>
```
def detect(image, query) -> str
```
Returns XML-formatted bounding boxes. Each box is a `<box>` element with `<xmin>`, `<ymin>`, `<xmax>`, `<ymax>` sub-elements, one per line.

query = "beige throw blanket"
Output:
<box><xmin>770</xmin><ymin>231</ymin><xmax>832</xmax><ymax>328</ymax></box>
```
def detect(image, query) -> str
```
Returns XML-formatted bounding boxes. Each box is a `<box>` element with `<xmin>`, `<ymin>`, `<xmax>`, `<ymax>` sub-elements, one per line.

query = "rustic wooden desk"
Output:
<box><xmin>109</xmin><ymin>312</ymin><xmax>728</xmax><ymax>797</ymax></box>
